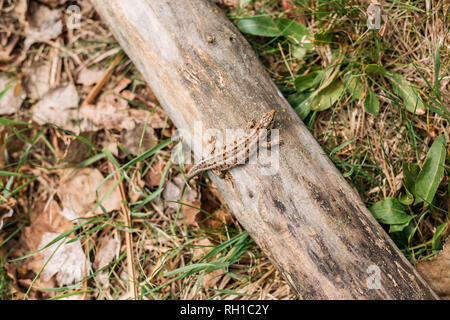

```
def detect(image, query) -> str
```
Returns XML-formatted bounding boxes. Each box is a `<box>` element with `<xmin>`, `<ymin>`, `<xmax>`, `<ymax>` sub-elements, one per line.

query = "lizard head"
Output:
<box><xmin>259</xmin><ymin>109</ymin><xmax>276</xmax><ymax>128</ymax></box>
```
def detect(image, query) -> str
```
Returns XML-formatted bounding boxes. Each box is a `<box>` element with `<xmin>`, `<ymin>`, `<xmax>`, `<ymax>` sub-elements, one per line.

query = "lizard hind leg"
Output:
<box><xmin>246</xmin><ymin>119</ymin><xmax>256</xmax><ymax>129</ymax></box>
<box><xmin>212</xmin><ymin>169</ymin><xmax>234</xmax><ymax>181</ymax></box>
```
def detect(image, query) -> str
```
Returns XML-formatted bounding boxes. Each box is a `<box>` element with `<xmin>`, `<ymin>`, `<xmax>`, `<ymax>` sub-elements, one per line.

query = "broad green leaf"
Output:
<box><xmin>363</xmin><ymin>90</ymin><xmax>380</xmax><ymax>116</ymax></box>
<box><xmin>287</xmin><ymin>92</ymin><xmax>312</xmax><ymax>120</ymax></box>
<box><xmin>386</xmin><ymin>72</ymin><xmax>426</xmax><ymax>115</ymax></box>
<box><xmin>274</xmin><ymin>18</ymin><xmax>311</xmax><ymax>46</ymax></box>
<box><xmin>344</xmin><ymin>73</ymin><xmax>364</xmax><ymax>100</ymax></box>
<box><xmin>432</xmin><ymin>222</ymin><xmax>448</xmax><ymax>251</ymax></box>
<box><xmin>311</xmin><ymin>80</ymin><xmax>345</xmax><ymax>111</ymax></box>
<box><xmin>237</xmin><ymin>16</ymin><xmax>281</xmax><ymax>37</ymax></box>
<box><xmin>370</xmin><ymin>198</ymin><xmax>415</xmax><ymax>232</ymax></box>
<box><xmin>314</xmin><ymin>29</ymin><xmax>333</xmax><ymax>45</ymax></box>
<box><xmin>414</xmin><ymin>135</ymin><xmax>446</xmax><ymax>205</ymax></box>
<box><xmin>389</xmin><ymin>221</ymin><xmax>412</xmax><ymax>233</ymax></box>
<box><xmin>398</xmin><ymin>192</ymin><xmax>414</xmax><ymax>206</ymax></box>
<box><xmin>364</xmin><ymin>64</ymin><xmax>387</xmax><ymax>76</ymax></box>
<box><xmin>402</xmin><ymin>162</ymin><xmax>420</xmax><ymax>194</ymax></box>
<box><xmin>294</xmin><ymin>71</ymin><xmax>320</xmax><ymax>92</ymax></box>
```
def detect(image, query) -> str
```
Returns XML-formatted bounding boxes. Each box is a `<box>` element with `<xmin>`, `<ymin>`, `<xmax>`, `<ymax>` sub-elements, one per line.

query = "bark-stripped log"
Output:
<box><xmin>90</xmin><ymin>0</ymin><xmax>438</xmax><ymax>299</ymax></box>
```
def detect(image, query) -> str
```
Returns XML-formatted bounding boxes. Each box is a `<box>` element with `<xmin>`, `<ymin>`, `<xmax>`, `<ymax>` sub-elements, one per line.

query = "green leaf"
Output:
<box><xmin>400</xmin><ymin>162</ymin><xmax>420</xmax><ymax>204</ymax></box>
<box><xmin>237</xmin><ymin>16</ymin><xmax>281</xmax><ymax>37</ymax></box>
<box><xmin>0</xmin><ymin>117</ymin><xmax>29</xmax><ymax>126</ymax></box>
<box><xmin>389</xmin><ymin>221</ymin><xmax>412</xmax><ymax>233</ymax></box>
<box><xmin>432</xmin><ymin>222</ymin><xmax>447</xmax><ymax>251</ymax></box>
<box><xmin>363</xmin><ymin>90</ymin><xmax>380</xmax><ymax>116</ymax></box>
<box><xmin>402</xmin><ymin>162</ymin><xmax>420</xmax><ymax>195</ymax></box>
<box><xmin>287</xmin><ymin>92</ymin><xmax>312</xmax><ymax>120</ymax></box>
<box><xmin>370</xmin><ymin>198</ymin><xmax>415</xmax><ymax>232</ymax></box>
<box><xmin>386</xmin><ymin>72</ymin><xmax>426</xmax><ymax>114</ymax></box>
<box><xmin>398</xmin><ymin>192</ymin><xmax>414</xmax><ymax>206</ymax></box>
<box><xmin>314</xmin><ymin>29</ymin><xmax>333</xmax><ymax>45</ymax></box>
<box><xmin>274</xmin><ymin>18</ymin><xmax>311</xmax><ymax>45</ymax></box>
<box><xmin>364</xmin><ymin>64</ymin><xmax>387</xmax><ymax>76</ymax></box>
<box><xmin>311</xmin><ymin>80</ymin><xmax>345</xmax><ymax>111</ymax></box>
<box><xmin>414</xmin><ymin>135</ymin><xmax>446</xmax><ymax>205</ymax></box>
<box><xmin>344</xmin><ymin>73</ymin><xmax>364</xmax><ymax>100</ymax></box>
<box><xmin>294</xmin><ymin>71</ymin><xmax>320</xmax><ymax>92</ymax></box>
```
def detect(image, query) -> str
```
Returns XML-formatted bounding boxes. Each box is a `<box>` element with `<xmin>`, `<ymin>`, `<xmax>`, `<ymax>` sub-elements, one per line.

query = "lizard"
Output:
<box><xmin>186</xmin><ymin>109</ymin><xmax>278</xmax><ymax>182</ymax></box>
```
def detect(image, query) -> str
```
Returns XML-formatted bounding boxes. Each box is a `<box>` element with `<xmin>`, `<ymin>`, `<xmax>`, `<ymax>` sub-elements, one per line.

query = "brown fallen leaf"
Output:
<box><xmin>36</xmin><ymin>231</ymin><xmax>90</xmax><ymax>287</ymax></box>
<box><xmin>21</xmin><ymin>201</ymin><xmax>89</xmax><ymax>290</ymax></box>
<box><xmin>121</xmin><ymin>121</ymin><xmax>158</xmax><ymax>156</ymax></box>
<box><xmin>80</xmin><ymin>99</ymin><xmax>151</xmax><ymax>131</ymax></box>
<box><xmin>24</xmin><ymin>2</ymin><xmax>63</xmax><ymax>50</ymax></box>
<box><xmin>162</xmin><ymin>174</ymin><xmax>200</xmax><ymax>226</ymax></box>
<box><xmin>63</xmin><ymin>132</ymin><xmax>96</xmax><ymax>164</ymax></box>
<box><xmin>94</xmin><ymin>235</ymin><xmax>120</xmax><ymax>285</ymax></box>
<box><xmin>22</xmin><ymin>201</ymin><xmax>73</xmax><ymax>253</ymax></box>
<box><xmin>57</xmin><ymin>168</ymin><xmax>122</xmax><ymax>218</ymax></box>
<box><xmin>192</xmin><ymin>238</ymin><xmax>214</xmax><ymax>261</ymax></box>
<box><xmin>417</xmin><ymin>240</ymin><xmax>450</xmax><ymax>299</ymax></box>
<box><xmin>31</xmin><ymin>83</ymin><xmax>97</xmax><ymax>133</ymax></box>
<box><xmin>144</xmin><ymin>157</ymin><xmax>165</xmax><ymax>187</ymax></box>
<box><xmin>24</xmin><ymin>62</ymin><xmax>52</xmax><ymax>100</ymax></box>
<box><xmin>76</xmin><ymin>67</ymin><xmax>105</xmax><ymax>86</ymax></box>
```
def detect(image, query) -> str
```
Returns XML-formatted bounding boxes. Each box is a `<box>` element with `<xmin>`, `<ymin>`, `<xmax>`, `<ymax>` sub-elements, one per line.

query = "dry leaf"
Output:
<box><xmin>144</xmin><ymin>158</ymin><xmax>165</xmax><ymax>187</ymax></box>
<box><xmin>0</xmin><ymin>76</ymin><xmax>25</xmax><ymax>115</ymax></box>
<box><xmin>202</xmin><ymin>268</ymin><xmax>224</xmax><ymax>288</ymax></box>
<box><xmin>77</xmin><ymin>67</ymin><xmax>104</xmax><ymax>86</ymax></box>
<box><xmin>24</xmin><ymin>62</ymin><xmax>52</xmax><ymax>100</ymax></box>
<box><xmin>31</xmin><ymin>83</ymin><xmax>91</xmax><ymax>133</ymax></box>
<box><xmin>80</xmin><ymin>100</ymin><xmax>150</xmax><ymax>131</ymax></box>
<box><xmin>121</xmin><ymin>121</ymin><xmax>158</xmax><ymax>156</ymax></box>
<box><xmin>63</xmin><ymin>132</ymin><xmax>96</xmax><ymax>163</ymax></box>
<box><xmin>22</xmin><ymin>201</ymin><xmax>73</xmax><ymax>253</ymax></box>
<box><xmin>417</xmin><ymin>241</ymin><xmax>450</xmax><ymax>299</ymax></box>
<box><xmin>192</xmin><ymin>238</ymin><xmax>214</xmax><ymax>261</ymax></box>
<box><xmin>37</xmin><ymin>232</ymin><xmax>89</xmax><ymax>286</ymax></box>
<box><xmin>162</xmin><ymin>181</ymin><xmax>182</xmax><ymax>211</ymax></box>
<box><xmin>94</xmin><ymin>235</ymin><xmax>120</xmax><ymax>284</ymax></box>
<box><xmin>147</xmin><ymin>108</ymin><xmax>167</xmax><ymax>129</ymax></box>
<box><xmin>24</xmin><ymin>3</ymin><xmax>63</xmax><ymax>50</ymax></box>
<box><xmin>20</xmin><ymin>201</ymin><xmax>88</xmax><ymax>290</ymax></box>
<box><xmin>57</xmin><ymin>168</ymin><xmax>122</xmax><ymax>218</ymax></box>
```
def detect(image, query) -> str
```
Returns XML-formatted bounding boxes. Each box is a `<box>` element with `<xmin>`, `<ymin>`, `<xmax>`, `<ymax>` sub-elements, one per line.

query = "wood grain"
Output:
<box><xmin>90</xmin><ymin>0</ymin><xmax>438</xmax><ymax>299</ymax></box>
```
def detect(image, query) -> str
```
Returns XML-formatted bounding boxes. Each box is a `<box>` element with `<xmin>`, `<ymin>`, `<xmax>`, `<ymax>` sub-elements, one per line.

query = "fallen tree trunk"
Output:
<box><xmin>90</xmin><ymin>0</ymin><xmax>438</xmax><ymax>299</ymax></box>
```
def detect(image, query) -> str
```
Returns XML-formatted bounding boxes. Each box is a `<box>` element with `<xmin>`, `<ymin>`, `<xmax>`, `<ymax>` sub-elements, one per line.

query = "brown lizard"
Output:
<box><xmin>186</xmin><ymin>109</ymin><xmax>278</xmax><ymax>181</ymax></box>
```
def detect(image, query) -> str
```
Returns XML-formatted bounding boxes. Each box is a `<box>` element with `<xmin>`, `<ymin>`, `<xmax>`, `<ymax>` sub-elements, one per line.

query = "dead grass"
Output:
<box><xmin>0</xmin><ymin>0</ymin><xmax>448</xmax><ymax>299</ymax></box>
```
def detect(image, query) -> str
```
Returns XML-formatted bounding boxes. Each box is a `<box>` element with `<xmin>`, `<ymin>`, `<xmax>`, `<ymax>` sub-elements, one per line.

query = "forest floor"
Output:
<box><xmin>0</xmin><ymin>0</ymin><xmax>448</xmax><ymax>299</ymax></box>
